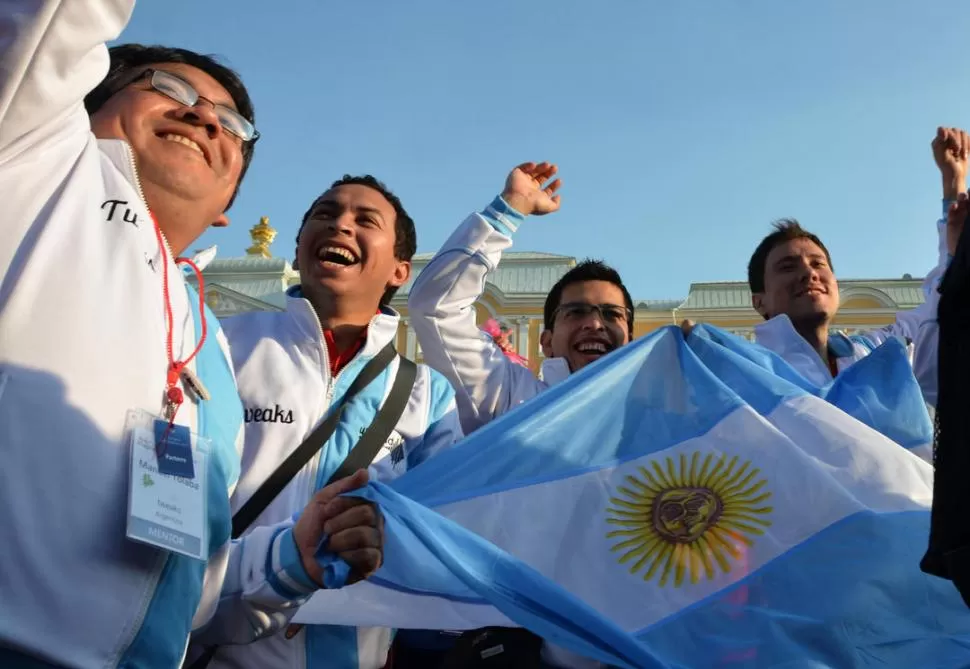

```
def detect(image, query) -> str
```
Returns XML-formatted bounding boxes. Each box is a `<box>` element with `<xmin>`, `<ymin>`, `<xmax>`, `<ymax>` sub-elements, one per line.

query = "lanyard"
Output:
<box><xmin>152</xmin><ymin>217</ymin><xmax>208</xmax><ymax>427</ymax></box>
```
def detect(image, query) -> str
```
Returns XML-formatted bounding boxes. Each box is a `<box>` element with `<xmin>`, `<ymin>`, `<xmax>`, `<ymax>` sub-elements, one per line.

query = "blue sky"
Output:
<box><xmin>119</xmin><ymin>0</ymin><xmax>964</xmax><ymax>300</ymax></box>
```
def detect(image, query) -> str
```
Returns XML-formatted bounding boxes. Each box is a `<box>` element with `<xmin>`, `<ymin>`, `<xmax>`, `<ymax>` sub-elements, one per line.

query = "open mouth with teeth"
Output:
<box><xmin>159</xmin><ymin>133</ymin><xmax>207</xmax><ymax>162</ymax></box>
<box><xmin>316</xmin><ymin>245</ymin><xmax>360</xmax><ymax>268</ymax></box>
<box><xmin>575</xmin><ymin>340</ymin><xmax>611</xmax><ymax>356</ymax></box>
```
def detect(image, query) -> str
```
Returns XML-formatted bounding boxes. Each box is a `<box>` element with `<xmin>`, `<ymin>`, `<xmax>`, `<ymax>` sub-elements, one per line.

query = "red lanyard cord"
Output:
<box><xmin>153</xmin><ymin>219</ymin><xmax>207</xmax><ymax>439</ymax></box>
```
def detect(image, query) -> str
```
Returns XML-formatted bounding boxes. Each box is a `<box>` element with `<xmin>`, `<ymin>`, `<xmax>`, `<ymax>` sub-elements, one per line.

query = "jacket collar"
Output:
<box><xmin>284</xmin><ymin>286</ymin><xmax>401</xmax><ymax>355</ymax></box>
<box><xmin>754</xmin><ymin>313</ymin><xmax>854</xmax><ymax>383</ymax></box>
<box><xmin>98</xmin><ymin>138</ymin><xmax>141</xmax><ymax>195</ymax></box>
<box><xmin>538</xmin><ymin>357</ymin><xmax>571</xmax><ymax>386</ymax></box>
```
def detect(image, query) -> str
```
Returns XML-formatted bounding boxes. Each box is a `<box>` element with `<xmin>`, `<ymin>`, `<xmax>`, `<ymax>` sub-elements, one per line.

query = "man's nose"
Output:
<box><xmin>173</xmin><ymin>102</ymin><xmax>222</xmax><ymax>139</ymax></box>
<box><xmin>325</xmin><ymin>213</ymin><xmax>355</xmax><ymax>235</ymax></box>
<box><xmin>579</xmin><ymin>310</ymin><xmax>607</xmax><ymax>330</ymax></box>
<box><xmin>796</xmin><ymin>259</ymin><xmax>819</xmax><ymax>283</ymax></box>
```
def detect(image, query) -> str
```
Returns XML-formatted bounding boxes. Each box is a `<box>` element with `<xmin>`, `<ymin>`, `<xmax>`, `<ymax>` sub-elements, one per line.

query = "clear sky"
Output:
<box><xmin>118</xmin><ymin>0</ymin><xmax>965</xmax><ymax>300</ymax></box>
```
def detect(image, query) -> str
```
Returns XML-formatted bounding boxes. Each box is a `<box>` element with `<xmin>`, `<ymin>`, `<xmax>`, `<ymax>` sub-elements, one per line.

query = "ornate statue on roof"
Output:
<box><xmin>246</xmin><ymin>216</ymin><xmax>276</xmax><ymax>258</ymax></box>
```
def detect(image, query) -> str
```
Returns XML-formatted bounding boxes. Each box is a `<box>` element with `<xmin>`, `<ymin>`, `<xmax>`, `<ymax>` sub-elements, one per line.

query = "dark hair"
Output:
<box><xmin>543</xmin><ymin>259</ymin><xmax>635</xmax><ymax>338</ymax></box>
<box><xmin>84</xmin><ymin>44</ymin><xmax>256</xmax><ymax>210</ymax></box>
<box><xmin>747</xmin><ymin>218</ymin><xmax>834</xmax><ymax>294</ymax></box>
<box><xmin>297</xmin><ymin>175</ymin><xmax>417</xmax><ymax>306</ymax></box>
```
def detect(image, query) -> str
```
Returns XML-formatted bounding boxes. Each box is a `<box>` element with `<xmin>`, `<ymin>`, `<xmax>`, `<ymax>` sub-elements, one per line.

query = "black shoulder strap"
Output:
<box><xmin>231</xmin><ymin>341</ymin><xmax>403</xmax><ymax>539</ymax></box>
<box><xmin>325</xmin><ymin>355</ymin><xmax>417</xmax><ymax>485</ymax></box>
<box><xmin>186</xmin><ymin>346</ymin><xmax>417</xmax><ymax>669</ymax></box>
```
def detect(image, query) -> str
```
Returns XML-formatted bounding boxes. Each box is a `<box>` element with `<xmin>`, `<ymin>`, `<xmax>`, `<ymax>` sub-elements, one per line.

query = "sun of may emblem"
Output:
<box><xmin>605</xmin><ymin>452</ymin><xmax>772</xmax><ymax>587</ymax></box>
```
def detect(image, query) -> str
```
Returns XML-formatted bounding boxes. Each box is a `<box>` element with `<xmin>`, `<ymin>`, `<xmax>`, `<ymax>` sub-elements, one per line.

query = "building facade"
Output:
<box><xmin>192</xmin><ymin>218</ymin><xmax>928</xmax><ymax>375</ymax></box>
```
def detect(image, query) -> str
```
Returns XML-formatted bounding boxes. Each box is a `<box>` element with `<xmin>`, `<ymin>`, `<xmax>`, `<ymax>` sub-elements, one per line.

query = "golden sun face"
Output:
<box><xmin>606</xmin><ymin>452</ymin><xmax>773</xmax><ymax>587</ymax></box>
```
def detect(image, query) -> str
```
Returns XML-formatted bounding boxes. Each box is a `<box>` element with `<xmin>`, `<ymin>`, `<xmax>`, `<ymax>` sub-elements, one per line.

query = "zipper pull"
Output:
<box><xmin>180</xmin><ymin>367</ymin><xmax>211</xmax><ymax>402</ymax></box>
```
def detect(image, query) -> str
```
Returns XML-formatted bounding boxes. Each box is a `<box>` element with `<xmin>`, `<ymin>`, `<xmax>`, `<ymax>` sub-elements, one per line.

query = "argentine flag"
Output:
<box><xmin>295</xmin><ymin>327</ymin><xmax>968</xmax><ymax>668</ymax></box>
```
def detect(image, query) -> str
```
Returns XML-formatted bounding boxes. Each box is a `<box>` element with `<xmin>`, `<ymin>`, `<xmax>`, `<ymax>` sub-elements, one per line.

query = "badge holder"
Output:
<box><xmin>125</xmin><ymin>409</ymin><xmax>209</xmax><ymax>561</ymax></box>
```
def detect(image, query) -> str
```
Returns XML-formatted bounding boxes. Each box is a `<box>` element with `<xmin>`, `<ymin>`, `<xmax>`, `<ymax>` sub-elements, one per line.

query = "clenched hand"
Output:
<box><xmin>292</xmin><ymin>469</ymin><xmax>384</xmax><ymax>588</ymax></box>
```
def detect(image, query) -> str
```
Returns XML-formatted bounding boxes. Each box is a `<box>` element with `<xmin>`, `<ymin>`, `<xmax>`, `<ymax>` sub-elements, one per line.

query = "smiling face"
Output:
<box><xmin>296</xmin><ymin>184</ymin><xmax>411</xmax><ymax>316</ymax></box>
<box><xmin>753</xmin><ymin>237</ymin><xmax>840</xmax><ymax>326</ymax></box>
<box><xmin>540</xmin><ymin>280</ymin><xmax>631</xmax><ymax>372</ymax></box>
<box><xmin>89</xmin><ymin>62</ymin><xmax>245</xmax><ymax>248</ymax></box>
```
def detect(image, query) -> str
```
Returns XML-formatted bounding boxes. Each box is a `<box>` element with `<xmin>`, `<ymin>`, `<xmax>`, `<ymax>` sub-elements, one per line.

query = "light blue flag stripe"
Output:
<box><xmin>638</xmin><ymin>510</ymin><xmax>970</xmax><ymax>667</ymax></box>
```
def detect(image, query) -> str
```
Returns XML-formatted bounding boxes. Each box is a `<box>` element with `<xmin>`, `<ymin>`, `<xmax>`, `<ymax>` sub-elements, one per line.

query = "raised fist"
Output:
<box><xmin>932</xmin><ymin>127</ymin><xmax>969</xmax><ymax>198</ymax></box>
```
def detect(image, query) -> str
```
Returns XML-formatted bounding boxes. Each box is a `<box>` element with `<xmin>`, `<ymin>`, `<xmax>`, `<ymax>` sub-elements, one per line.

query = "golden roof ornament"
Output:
<box><xmin>246</xmin><ymin>216</ymin><xmax>276</xmax><ymax>258</ymax></box>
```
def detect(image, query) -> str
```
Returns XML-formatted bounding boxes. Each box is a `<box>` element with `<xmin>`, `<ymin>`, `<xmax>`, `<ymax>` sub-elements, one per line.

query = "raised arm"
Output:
<box><xmin>407</xmin><ymin>163</ymin><xmax>561</xmax><ymax>433</ymax></box>
<box><xmin>0</xmin><ymin>0</ymin><xmax>132</xmax><ymax>157</ymax></box>
<box><xmin>862</xmin><ymin>127</ymin><xmax>969</xmax><ymax>406</ymax></box>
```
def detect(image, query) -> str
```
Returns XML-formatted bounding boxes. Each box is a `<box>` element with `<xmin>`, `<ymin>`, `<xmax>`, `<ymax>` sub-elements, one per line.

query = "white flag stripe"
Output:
<box><xmin>293</xmin><ymin>579</ymin><xmax>515</xmax><ymax>629</ymax></box>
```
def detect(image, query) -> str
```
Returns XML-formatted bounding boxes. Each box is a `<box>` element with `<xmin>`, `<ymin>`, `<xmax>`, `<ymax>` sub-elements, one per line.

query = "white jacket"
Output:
<box><xmin>407</xmin><ymin>197</ymin><xmax>598</xmax><ymax>669</ymax></box>
<box><xmin>200</xmin><ymin>293</ymin><xmax>463</xmax><ymax>669</ymax></box>
<box><xmin>407</xmin><ymin>196</ymin><xmax>570</xmax><ymax>436</ymax></box>
<box><xmin>0</xmin><ymin>2</ymin><xmax>310</xmax><ymax>666</ymax></box>
<box><xmin>754</xmin><ymin>207</ymin><xmax>948</xmax><ymax>406</ymax></box>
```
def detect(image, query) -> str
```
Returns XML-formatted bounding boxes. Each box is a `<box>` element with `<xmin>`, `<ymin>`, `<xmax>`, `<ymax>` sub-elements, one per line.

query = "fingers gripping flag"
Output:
<box><xmin>296</xmin><ymin>327</ymin><xmax>967</xmax><ymax>668</ymax></box>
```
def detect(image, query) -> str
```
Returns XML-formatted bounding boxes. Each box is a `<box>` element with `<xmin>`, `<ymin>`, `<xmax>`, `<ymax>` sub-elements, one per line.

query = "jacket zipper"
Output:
<box><xmin>126</xmin><ymin>144</ymin><xmax>175</xmax><ymax>259</ymax></box>
<box><xmin>305</xmin><ymin>299</ymin><xmax>336</xmax><ymax>497</ymax></box>
<box><xmin>304</xmin><ymin>300</ymin><xmax>380</xmax><ymax>491</ymax></box>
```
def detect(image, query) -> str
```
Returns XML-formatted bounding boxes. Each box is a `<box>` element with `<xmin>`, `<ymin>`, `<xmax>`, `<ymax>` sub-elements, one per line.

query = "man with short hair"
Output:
<box><xmin>197</xmin><ymin>175</ymin><xmax>463</xmax><ymax>669</ymax></box>
<box><xmin>742</xmin><ymin>127</ymin><xmax>966</xmax><ymax>406</ymax></box>
<box><xmin>405</xmin><ymin>162</ymin><xmax>629</xmax><ymax>668</ymax></box>
<box><xmin>0</xmin><ymin>3</ymin><xmax>379</xmax><ymax>666</ymax></box>
<box><xmin>407</xmin><ymin>162</ymin><xmax>634</xmax><ymax>436</ymax></box>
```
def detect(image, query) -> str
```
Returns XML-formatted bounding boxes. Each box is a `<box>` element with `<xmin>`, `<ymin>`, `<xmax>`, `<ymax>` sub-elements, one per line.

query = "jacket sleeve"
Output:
<box><xmin>858</xmin><ymin>202</ymin><xmax>949</xmax><ymax>406</ymax></box>
<box><xmin>407</xmin><ymin>196</ymin><xmax>546</xmax><ymax>434</ymax></box>
<box><xmin>0</xmin><ymin>0</ymin><xmax>132</xmax><ymax>159</ymax></box>
<box><xmin>190</xmin><ymin>520</ymin><xmax>317</xmax><ymax>645</ymax></box>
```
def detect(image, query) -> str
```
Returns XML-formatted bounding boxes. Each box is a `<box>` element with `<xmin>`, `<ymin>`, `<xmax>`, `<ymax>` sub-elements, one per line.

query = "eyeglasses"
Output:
<box><xmin>553</xmin><ymin>302</ymin><xmax>633</xmax><ymax>325</ymax></box>
<box><xmin>137</xmin><ymin>69</ymin><xmax>259</xmax><ymax>142</ymax></box>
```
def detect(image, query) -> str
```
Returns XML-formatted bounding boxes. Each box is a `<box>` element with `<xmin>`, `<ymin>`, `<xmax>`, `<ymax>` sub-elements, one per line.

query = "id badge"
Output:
<box><xmin>124</xmin><ymin>409</ymin><xmax>208</xmax><ymax>561</ymax></box>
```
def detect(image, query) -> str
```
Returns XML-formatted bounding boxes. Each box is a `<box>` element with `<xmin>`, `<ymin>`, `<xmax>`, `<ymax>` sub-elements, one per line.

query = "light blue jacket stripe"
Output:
<box><xmin>481</xmin><ymin>195</ymin><xmax>526</xmax><ymax>236</ymax></box>
<box><xmin>312</xmin><ymin>355</ymin><xmax>396</xmax><ymax>490</ymax></box>
<box><xmin>118</xmin><ymin>287</ymin><xmax>243</xmax><ymax>667</ymax></box>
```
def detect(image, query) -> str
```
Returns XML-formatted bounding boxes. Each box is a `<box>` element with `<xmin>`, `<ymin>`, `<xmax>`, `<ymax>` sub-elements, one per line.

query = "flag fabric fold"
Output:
<box><xmin>299</xmin><ymin>326</ymin><xmax>965</xmax><ymax>668</ymax></box>
<box><xmin>689</xmin><ymin>324</ymin><xmax>933</xmax><ymax>458</ymax></box>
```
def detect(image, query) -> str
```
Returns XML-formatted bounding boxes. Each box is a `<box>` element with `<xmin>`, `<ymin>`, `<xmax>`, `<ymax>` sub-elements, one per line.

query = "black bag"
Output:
<box><xmin>187</xmin><ymin>342</ymin><xmax>416</xmax><ymax>669</ymax></box>
<box><xmin>438</xmin><ymin>628</ymin><xmax>543</xmax><ymax>669</ymax></box>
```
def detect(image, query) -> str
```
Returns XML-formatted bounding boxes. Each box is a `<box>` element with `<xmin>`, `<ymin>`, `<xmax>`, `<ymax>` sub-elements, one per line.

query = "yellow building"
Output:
<box><xmin>193</xmin><ymin>218</ymin><xmax>928</xmax><ymax>375</ymax></box>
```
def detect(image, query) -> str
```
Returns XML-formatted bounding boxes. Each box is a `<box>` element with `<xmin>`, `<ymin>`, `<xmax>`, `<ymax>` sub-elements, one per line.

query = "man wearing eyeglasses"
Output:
<box><xmin>0</xmin><ymin>2</ymin><xmax>379</xmax><ymax>667</ymax></box>
<box><xmin>402</xmin><ymin>162</ymin><xmax>632</xmax><ymax>668</ymax></box>
<box><xmin>407</xmin><ymin>162</ymin><xmax>635</xmax><ymax>437</ymax></box>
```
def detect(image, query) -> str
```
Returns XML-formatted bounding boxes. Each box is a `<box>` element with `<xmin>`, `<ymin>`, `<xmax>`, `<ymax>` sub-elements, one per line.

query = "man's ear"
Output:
<box><xmin>388</xmin><ymin>260</ymin><xmax>411</xmax><ymax>289</ymax></box>
<box><xmin>752</xmin><ymin>293</ymin><xmax>769</xmax><ymax>319</ymax></box>
<box><xmin>540</xmin><ymin>329</ymin><xmax>553</xmax><ymax>357</ymax></box>
<box><xmin>211</xmin><ymin>213</ymin><xmax>229</xmax><ymax>228</ymax></box>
